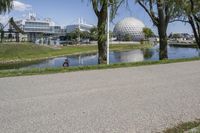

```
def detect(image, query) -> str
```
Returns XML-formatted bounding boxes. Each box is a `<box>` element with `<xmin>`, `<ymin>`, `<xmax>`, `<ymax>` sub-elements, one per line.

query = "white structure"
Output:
<box><xmin>15</xmin><ymin>13</ymin><xmax>62</xmax><ymax>42</ymax></box>
<box><xmin>169</xmin><ymin>33</ymin><xmax>195</xmax><ymax>42</ymax></box>
<box><xmin>16</xmin><ymin>13</ymin><xmax>61</xmax><ymax>34</ymax></box>
<box><xmin>65</xmin><ymin>18</ymin><xmax>94</xmax><ymax>33</ymax></box>
<box><xmin>113</xmin><ymin>17</ymin><xmax>145</xmax><ymax>41</ymax></box>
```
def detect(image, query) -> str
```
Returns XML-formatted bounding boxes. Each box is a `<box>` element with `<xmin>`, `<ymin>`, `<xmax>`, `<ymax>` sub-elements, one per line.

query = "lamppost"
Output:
<box><xmin>78</xmin><ymin>18</ymin><xmax>81</xmax><ymax>45</ymax></box>
<box><xmin>107</xmin><ymin>2</ymin><xmax>111</xmax><ymax>65</ymax></box>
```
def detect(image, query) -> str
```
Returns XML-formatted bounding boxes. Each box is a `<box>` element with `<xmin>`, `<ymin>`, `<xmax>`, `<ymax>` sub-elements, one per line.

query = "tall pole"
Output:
<box><xmin>78</xmin><ymin>18</ymin><xmax>81</xmax><ymax>45</ymax></box>
<box><xmin>107</xmin><ymin>4</ymin><xmax>110</xmax><ymax>65</ymax></box>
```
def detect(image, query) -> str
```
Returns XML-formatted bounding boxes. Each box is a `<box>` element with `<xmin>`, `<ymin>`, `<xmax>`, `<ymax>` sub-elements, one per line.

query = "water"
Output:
<box><xmin>20</xmin><ymin>45</ymin><xmax>200</xmax><ymax>69</ymax></box>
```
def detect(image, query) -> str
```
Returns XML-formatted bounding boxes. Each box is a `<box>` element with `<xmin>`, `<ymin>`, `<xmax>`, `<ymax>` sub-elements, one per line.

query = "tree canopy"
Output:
<box><xmin>174</xmin><ymin>0</ymin><xmax>200</xmax><ymax>47</ymax></box>
<box><xmin>135</xmin><ymin>0</ymin><xmax>182</xmax><ymax>60</ymax></box>
<box><xmin>0</xmin><ymin>0</ymin><xmax>13</xmax><ymax>14</ymax></box>
<box><xmin>143</xmin><ymin>27</ymin><xmax>154</xmax><ymax>39</ymax></box>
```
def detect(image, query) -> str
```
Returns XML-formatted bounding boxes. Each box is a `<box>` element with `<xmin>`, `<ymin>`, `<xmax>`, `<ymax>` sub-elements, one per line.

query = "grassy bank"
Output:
<box><xmin>163</xmin><ymin>119</ymin><xmax>200</xmax><ymax>133</ymax></box>
<box><xmin>169</xmin><ymin>43</ymin><xmax>198</xmax><ymax>48</ymax></box>
<box><xmin>0</xmin><ymin>42</ymin><xmax>152</xmax><ymax>63</ymax></box>
<box><xmin>0</xmin><ymin>57</ymin><xmax>200</xmax><ymax>78</ymax></box>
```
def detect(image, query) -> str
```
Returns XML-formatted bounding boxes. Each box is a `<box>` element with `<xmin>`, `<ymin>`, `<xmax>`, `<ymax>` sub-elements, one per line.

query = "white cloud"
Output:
<box><xmin>0</xmin><ymin>15</ymin><xmax>10</xmax><ymax>25</ymax></box>
<box><xmin>13</xmin><ymin>1</ymin><xmax>32</xmax><ymax>11</ymax></box>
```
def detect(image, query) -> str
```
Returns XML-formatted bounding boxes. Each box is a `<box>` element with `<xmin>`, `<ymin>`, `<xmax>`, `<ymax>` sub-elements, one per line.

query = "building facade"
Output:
<box><xmin>15</xmin><ymin>13</ymin><xmax>62</xmax><ymax>42</ymax></box>
<box><xmin>65</xmin><ymin>18</ymin><xmax>94</xmax><ymax>33</ymax></box>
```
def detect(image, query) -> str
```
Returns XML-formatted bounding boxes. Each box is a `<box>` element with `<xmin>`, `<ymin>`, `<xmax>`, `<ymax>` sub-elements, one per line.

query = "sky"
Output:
<box><xmin>0</xmin><ymin>0</ymin><xmax>193</xmax><ymax>35</ymax></box>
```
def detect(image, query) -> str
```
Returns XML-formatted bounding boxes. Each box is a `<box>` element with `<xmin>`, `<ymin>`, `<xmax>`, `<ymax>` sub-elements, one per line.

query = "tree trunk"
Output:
<box><xmin>97</xmin><ymin>17</ymin><xmax>107</xmax><ymax>64</ymax></box>
<box><xmin>0</xmin><ymin>31</ymin><xmax>3</xmax><ymax>43</ymax></box>
<box><xmin>157</xmin><ymin>0</ymin><xmax>168</xmax><ymax>60</ymax></box>
<box><xmin>158</xmin><ymin>26</ymin><xmax>168</xmax><ymax>60</ymax></box>
<box><xmin>16</xmin><ymin>32</ymin><xmax>19</xmax><ymax>42</ymax></box>
<box><xmin>97</xmin><ymin>4</ymin><xmax>107</xmax><ymax>64</ymax></box>
<box><xmin>188</xmin><ymin>15</ymin><xmax>200</xmax><ymax>48</ymax></box>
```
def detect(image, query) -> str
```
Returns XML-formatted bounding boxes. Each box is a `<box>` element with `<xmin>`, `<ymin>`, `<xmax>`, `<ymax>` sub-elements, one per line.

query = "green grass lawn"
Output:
<box><xmin>0</xmin><ymin>42</ymin><xmax>152</xmax><ymax>63</ymax></box>
<box><xmin>0</xmin><ymin>43</ymin><xmax>95</xmax><ymax>62</ymax></box>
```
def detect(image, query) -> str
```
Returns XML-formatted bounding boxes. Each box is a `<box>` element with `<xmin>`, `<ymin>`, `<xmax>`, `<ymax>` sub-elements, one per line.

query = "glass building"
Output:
<box><xmin>23</xmin><ymin>21</ymin><xmax>51</xmax><ymax>33</ymax></box>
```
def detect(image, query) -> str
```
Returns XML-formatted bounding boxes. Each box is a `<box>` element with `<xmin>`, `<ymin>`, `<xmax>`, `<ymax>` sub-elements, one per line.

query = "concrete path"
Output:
<box><xmin>0</xmin><ymin>61</ymin><xmax>200</xmax><ymax>133</ymax></box>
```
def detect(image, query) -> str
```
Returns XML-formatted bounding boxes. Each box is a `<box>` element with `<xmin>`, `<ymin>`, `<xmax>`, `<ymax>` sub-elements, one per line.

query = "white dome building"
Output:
<box><xmin>114</xmin><ymin>17</ymin><xmax>145</xmax><ymax>41</ymax></box>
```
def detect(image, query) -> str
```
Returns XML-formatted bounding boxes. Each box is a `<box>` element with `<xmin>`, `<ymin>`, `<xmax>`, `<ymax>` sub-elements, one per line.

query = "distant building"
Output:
<box><xmin>169</xmin><ymin>33</ymin><xmax>195</xmax><ymax>42</ymax></box>
<box><xmin>8</xmin><ymin>14</ymin><xmax>95</xmax><ymax>44</ymax></box>
<box><xmin>113</xmin><ymin>17</ymin><xmax>145</xmax><ymax>41</ymax></box>
<box><xmin>65</xmin><ymin>18</ymin><xmax>94</xmax><ymax>33</ymax></box>
<box><xmin>15</xmin><ymin>13</ymin><xmax>62</xmax><ymax>42</ymax></box>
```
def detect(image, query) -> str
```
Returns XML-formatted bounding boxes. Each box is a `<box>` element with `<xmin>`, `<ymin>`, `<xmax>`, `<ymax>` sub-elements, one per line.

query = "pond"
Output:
<box><xmin>19</xmin><ymin>45</ymin><xmax>200</xmax><ymax>69</ymax></box>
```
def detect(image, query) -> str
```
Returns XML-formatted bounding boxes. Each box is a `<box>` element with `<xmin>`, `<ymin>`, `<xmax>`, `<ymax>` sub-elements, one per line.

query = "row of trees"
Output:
<box><xmin>65</xmin><ymin>27</ymin><xmax>153</xmax><ymax>42</ymax></box>
<box><xmin>118</xmin><ymin>27</ymin><xmax>154</xmax><ymax>41</ymax></box>
<box><xmin>90</xmin><ymin>0</ymin><xmax>200</xmax><ymax>63</ymax></box>
<box><xmin>65</xmin><ymin>27</ymin><xmax>98</xmax><ymax>41</ymax></box>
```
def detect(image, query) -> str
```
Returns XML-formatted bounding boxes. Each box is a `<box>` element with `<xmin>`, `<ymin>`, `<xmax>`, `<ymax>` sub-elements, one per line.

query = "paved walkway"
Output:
<box><xmin>0</xmin><ymin>61</ymin><xmax>200</xmax><ymax>133</ymax></box>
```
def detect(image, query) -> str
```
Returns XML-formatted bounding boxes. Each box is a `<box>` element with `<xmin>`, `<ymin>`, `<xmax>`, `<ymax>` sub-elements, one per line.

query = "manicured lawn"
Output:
<box><xmin>0</xmin><ymin>43</ymin><xmax>96</xmax><ymax>62</ymax></box>
<box><xmin>0</xmin><ymin>42</ymin><xmax>152</xmax><ymax>63</ymax></box>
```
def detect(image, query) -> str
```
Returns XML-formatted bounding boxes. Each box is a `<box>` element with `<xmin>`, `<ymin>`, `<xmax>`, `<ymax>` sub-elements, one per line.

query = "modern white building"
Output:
<box><xmin>15</xmin><ymin>13</ymin><xmax>62</xmax><ymax>42</ymax></box>
<box><xmin>113</xmin><ymin>17</ymin><xmax>145</xmax><ymax>41</ymax></box>
<box><xmin>169</xmin><ymin>33</ymin><xmax>195</xmax><ymax>41</ymax></box>
<box><xmin>65</xmin><ymin>18</ymin><xmax>94</xmax><ymax>33</ymax></box>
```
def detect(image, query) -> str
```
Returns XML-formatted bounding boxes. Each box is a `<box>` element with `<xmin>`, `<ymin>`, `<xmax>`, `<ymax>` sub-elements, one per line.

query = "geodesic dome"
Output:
<box><xmin>114</xmin><ymin>17</ymin><xmax>145</xmax><ymax>41</ymax></box>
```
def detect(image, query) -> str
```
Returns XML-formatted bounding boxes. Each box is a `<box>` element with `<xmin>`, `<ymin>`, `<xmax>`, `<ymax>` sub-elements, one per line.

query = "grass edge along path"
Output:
<box><xmin>1</xmin><ymin>57</ymin><xmax>200</xmax><ymax>78</ymax></box>
<box><xmin>163</xmin><ymin>119</ymin><xmax>200</xmax><ymax>133</ymax></box>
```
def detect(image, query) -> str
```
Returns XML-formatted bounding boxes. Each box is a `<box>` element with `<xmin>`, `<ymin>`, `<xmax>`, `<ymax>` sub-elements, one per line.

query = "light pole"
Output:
<box><xmin>78</xmin><ymin>18</ymin><xmax>81</xmax><ymax>45</ymax></box>
<box><xmin>107</xmin><ymin>3</ymin><xmax>110</xmax><ymax>65</ymax></box>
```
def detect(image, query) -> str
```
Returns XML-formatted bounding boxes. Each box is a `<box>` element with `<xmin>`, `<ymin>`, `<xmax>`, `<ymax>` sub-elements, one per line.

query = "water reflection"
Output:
<box><xmin>14</xmin><ymin>46</ymin><xmax>200</xmax><ymax>69</ymax></box>
<box><xmin>112</xmin><ymin>50</ymin><xmax>145</xmax><ymax>63</ymax></box>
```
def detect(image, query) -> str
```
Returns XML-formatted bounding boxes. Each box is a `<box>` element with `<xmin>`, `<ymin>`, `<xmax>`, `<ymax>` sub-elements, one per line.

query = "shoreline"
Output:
<box><xmin>0</xmin><ymin>43</ymin><xmax>152</xmax><ymax>66</ymax></box>
<box><xmin>1</xmin><ymin>57</ymin><xmax>200</xmax><ymax>78</ymax></box>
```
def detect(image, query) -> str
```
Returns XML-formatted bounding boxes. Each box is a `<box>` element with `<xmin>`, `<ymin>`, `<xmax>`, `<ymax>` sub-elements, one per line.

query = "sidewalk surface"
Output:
<box><xmin>0</xmin><ymin>61</ymin><xmax>200</xmax><ymax>133</ymax></box>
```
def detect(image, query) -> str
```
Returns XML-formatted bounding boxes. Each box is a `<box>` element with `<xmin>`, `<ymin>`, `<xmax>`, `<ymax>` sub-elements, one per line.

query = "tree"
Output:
<box><xmin>143</xmin><ymin>27</ymin><xmax>154</xmax><ymax>39</ymax></box>
<box><xmin>175</xmin><ymin>0</ymin><xmax>200</xmax><ymax>47</ymax></box>
<box><xmin>81</xmin><ymin>31</ymin><xmax>90</xmax><ymax>39</ymax></box>
<box><xmin>65</xmin><ymin>32</ymin><xmax>78</xmax><ymax>41</ymax></box>
<box><xmin>90</xmin><ymin>0</ymin><xmax>125</xmax><ymax>64</ymax></box>
<box><xmin>0</xmin><ymin>0</ymin><xmax>13</xmax><ymax>14</ymax></box>
<box><xmin>89</xmin><ymin>27</ymin><xmax>98</xmax><ymax>41</ymax></box>
<box><xmin>0</xmin><ymin>23</ymin><xmax>4</xmax><ymax>42</ymax></box>
<box><xmin>136</xmin><ymin>0</ymin><xmax>181</xmax><ymax>60</ymax></box>
<box><xmin>123</xmin><ymin>34</ymin><xmax>132</xmax><ymax>41</ymax></box>
<box><xmin>0</xmin><ymin>0</ymin><xmax>13</xmax><ymax>43</ymax></box>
